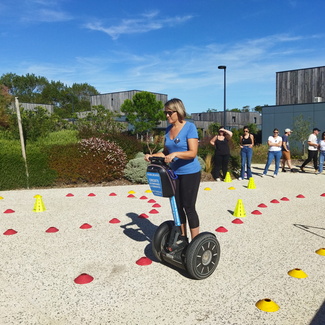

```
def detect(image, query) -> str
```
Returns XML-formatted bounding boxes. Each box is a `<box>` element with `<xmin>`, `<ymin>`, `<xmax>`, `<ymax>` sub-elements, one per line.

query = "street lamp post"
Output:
<box><xmin>218</xmin><ymin>65</ymin><xmax>227</xmax><ymax>128</ymax></box>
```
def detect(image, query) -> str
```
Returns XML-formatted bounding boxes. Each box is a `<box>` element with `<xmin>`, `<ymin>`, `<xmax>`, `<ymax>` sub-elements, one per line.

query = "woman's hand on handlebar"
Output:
<box><xmin>144</xmin><ymin>154</ymin><xmax>152</xmax><ymax>162</ymax></box>
<box><xmin>164</xmin><ymin>153</ymin><xmax>176</xmax><ymax>163</ymax></box>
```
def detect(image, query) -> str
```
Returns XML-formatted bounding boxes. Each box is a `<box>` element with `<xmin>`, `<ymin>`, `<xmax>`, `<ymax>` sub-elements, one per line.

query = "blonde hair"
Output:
<box><xmin>164</xmin><ymin>98</ymin><xmax>186</xmax><ymax>120</ymax></box>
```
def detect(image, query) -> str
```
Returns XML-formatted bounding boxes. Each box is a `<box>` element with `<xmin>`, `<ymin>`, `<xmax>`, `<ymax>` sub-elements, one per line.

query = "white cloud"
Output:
<box><xmin>9</xmin><ymin>32</ymin><xmax>325</xmax><ymax>111</ymax></box>
<box><xmin>85</xmin><ymin>12</ymin><xmax>193</xmax><ymax>40</ymax></box>
<box><xmin>35</xmin><ymin>9</ymin><xmax>72</xmax><ymax>22</ymax></box>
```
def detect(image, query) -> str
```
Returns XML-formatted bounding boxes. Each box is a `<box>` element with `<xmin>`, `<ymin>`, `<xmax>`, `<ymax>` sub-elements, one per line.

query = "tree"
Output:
<box><xmin>290</xmin><ymin>114</ymin><xmax>312</xmax><ymax>155</ymax></box>
<box><xmin>120</xmin><ymin>91</ymin><xmax>164</xmax><ymax>135</ymax></box>
<box><xmin>254</xmin><ymin>105</ymin><xmax>268</xmax><ymax>113</ymax></box>
<box><xmin>207</xmin><ymin>122</ymin><xmax>221</xmax><ymax>135</ymax></box>
<box><xmin>0</xmin><ymin>85</ymin><xmax>12</xmax><ymax>129</ymax></box>
<box><xmin>8</xmin><ymin>106</ymin><xmax>59</xmax><ymax>142</ymax></box>
<box><xmin>0</xmin><ymin>73</ymin><xmax>48</xmax><ymax>103</ymax></box>
<box><xmin>0</xmin><ymin>73</ymin><xmax>100</xmax><ymax>118</ymax></box>
<box><xmin>76</xmin><ymin>105</ymin><xmax>124</xmax><ymax>136</ymax></box>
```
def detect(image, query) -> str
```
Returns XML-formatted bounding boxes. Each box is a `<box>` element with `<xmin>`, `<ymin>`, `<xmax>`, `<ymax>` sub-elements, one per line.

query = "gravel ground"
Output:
<box><xmin>0</xmin><ymin>163</ymin><xmax>324</xmax><ymax>325</ymax></box>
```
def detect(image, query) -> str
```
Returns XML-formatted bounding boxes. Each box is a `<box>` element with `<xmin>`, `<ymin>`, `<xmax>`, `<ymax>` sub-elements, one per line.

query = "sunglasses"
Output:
<box><xmin>274</xmin><ymin>131</ymin><xmax>279</xmax><ymax>133</ymax></box>
<box><xmin>244</xmin><ymin>130</ymin><xmax>249</xmax><ymax>133</ymax></box>
<box><xmin>164</xmin><ymin>111</ymin><xmax>176</xmax><ymax>117</ymax></box>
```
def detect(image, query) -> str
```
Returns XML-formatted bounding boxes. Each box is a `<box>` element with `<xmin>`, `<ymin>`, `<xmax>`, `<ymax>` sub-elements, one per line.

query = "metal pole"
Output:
<box><xmin>15</xmin><ymin>97</ymin><xmax>29</xmax><ymax>189</ymax></box>
<box><xmin>218</xmin><ymin>66</ymin><xmax>227</xmax><ymax>128</ymax></box>
<box><xmin>223</xmin><ymin>68</ymin><xmax>226</xmax><ymax>127</ymax></box>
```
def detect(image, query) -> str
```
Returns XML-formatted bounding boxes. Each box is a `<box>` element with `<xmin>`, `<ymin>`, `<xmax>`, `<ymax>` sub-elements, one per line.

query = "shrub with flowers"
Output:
<box><xmin>79</xmin><ymin>137</ymin><xmax>127</xmax><ymax>182</ymax></box>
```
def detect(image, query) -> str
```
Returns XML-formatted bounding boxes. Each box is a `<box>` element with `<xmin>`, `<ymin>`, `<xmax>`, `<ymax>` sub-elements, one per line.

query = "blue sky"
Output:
<box><xmin>0</xmin><ymin>0</ymin><xmax>324</xmax><ymax>114</ymax></box>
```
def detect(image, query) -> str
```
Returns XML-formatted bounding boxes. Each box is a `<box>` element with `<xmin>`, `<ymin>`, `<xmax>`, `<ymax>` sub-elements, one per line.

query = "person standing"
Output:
<box><xmin>300</xmin><ymin>128</ymin><xmax>320</xmax><ymax>173</ymax></box>
<box><xmin>210</xmin><ymin>127</ymin><xmax>233</xmax><ymax>181</ymax></box>
<box><xmin>317</xmin><ymin>131</ymin><xmax>325</xmax><ymax>175</ymax></box>
<box><xmin>145</xmin><ymin>98</ymin><xmax>201</xmax><ymax>244</ymax></box>
<box><xmin>281</xmin><ymin>128</ymin><xmax>294</xmax><ymax>172</ymax></box>
<box><xmin>261</xmin><ymin>128</ymin><xmax>282</xmax><ymax>178</ymax></box>
<box><xmin>239</xmin><ymin>126</ymin><xmax>254</xmax><ymax>180</ymax></box>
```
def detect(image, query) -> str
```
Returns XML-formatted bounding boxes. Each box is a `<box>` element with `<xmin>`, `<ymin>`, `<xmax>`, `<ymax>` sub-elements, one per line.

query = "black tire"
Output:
<box><xmin>185</xmin><ymin>232</ymin><xmax>220</xmax><ymax>280</ymax></box>
<box><xmin>152</xmin><ymin>221</ymin><xmax>174</xmax><ymax>261</ymax></box>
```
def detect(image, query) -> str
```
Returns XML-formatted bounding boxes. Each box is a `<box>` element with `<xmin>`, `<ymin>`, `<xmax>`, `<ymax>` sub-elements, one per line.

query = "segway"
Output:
<box><xmin>147</xmin><ymin>157</ymin><xmax>220</xmax><ymax>280</ymax></box>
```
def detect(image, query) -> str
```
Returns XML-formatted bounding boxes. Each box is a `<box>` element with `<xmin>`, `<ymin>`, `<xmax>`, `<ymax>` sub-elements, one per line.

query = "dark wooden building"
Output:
<box><xmin>263</xmin><ymin>66</ymin><xmax>325</xmax><ymax>146</ymax></box>
<box><xmin>276</xmin><ymin>66</ymin><xmax>325</xmax><ymax>105</ymax></box>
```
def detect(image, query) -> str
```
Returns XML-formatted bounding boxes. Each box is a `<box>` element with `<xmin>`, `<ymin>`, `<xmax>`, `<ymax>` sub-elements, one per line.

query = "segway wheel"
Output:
<box><xmin>152</xmin><ymin>220</ymin><xmax>174</xmax><ymax>261</ymax></box>
<box><xmin>185</xmin><ymin>232</ymin><xmax>220</xmax><ymax>280</ymax></box>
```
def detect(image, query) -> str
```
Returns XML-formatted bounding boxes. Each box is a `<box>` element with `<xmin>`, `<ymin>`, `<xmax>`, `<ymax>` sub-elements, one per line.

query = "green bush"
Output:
<box><xmin>124</xmin><ymin>153</ymin><xmax>206</xmax><ymax>184</ymax></box>
<box><xmin>47</xmin><ymin>143</ymin><xmax>83</xmax><ymax>184</ymax></box>
<box><xmin>229</xmin><ymin>153</ymin><xmax>241</xmax><ymax>177</ymax></box>
<box><xmin>48</xmin><ymin>137</ymin><xmax>127</xmax><ymax>183</ymax></box>
<box><xmin>104</xmin><ymin>133</ymin><xmax>143</xmax><ymax>160</ymax></box>
<box><xmin>197</xmin><ymin>156</ymin><xmax>206</xmax><ymax>171</ymax></box>
<box><xmin>36</xmin><ymin>130</ymin><xmax>79</xmax><ymax>146</ymax></box>
<box><xmin>124</xmin><ymin>157</ymin><xmax>149</xmax><ymax>184</ymax></box>
<box><xmin>198</xmin><ymin>136</ymin><xmax>214</xmax><ymax>160</ymax></box>
<box><xmin>0</xmin><ymin>145</ymin><xmax>57</xmax><ymax>190</ymax></box>
<box><xmin>251</xmin><ymin>144</ymin><xmax>268</xmax><ymax>163</ymax></box>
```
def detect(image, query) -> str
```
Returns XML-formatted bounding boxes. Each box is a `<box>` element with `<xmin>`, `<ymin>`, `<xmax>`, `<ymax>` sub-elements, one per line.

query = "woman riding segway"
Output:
<box><xmin>145</xmin><ymin>98</ymin><xmax>201</xmax><ymax>244</ymax></box>
<box><xmin>145</xmin><ymin>98</ymin><xmax>220</xmax><ymax>279</ymax></box>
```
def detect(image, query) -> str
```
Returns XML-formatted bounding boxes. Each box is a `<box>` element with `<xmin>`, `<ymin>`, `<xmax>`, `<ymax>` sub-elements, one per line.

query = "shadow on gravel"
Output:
<box><xmin>293</xmin><ymin>224</ymin><xmax>325</xmax><ymax>239</ymax></box>
<box><xmin>120</xmin><ymin>212</ymin><xmax>192</xmax><ymax>278</ymax></box>
<box><xmin>309</xmin><ymin>300</ymin><xmax>325</xmax><ymax>325</ymax></box>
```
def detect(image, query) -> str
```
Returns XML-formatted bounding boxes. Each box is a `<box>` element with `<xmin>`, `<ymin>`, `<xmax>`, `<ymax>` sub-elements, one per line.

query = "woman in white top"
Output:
<box><xmin>318</xmin><ymin>131</ymin><xmax>325</xmax><ymax>174</ymax></box>
<box><xmin>261</xmin><ymin>128</ymin><xmax>282</xmax><ymax>178</ymax></box>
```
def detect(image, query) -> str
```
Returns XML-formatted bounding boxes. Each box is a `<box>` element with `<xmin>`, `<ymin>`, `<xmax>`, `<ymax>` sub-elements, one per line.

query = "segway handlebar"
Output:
<box><xmin>148</xmin><ymin>156</ymin><xmax>167</xmax><ymax>165</ymax></box>
<box><xmin>148</xmin><ymin>156</ymin><xmax>177</xmax><ymax>165</ymax></box>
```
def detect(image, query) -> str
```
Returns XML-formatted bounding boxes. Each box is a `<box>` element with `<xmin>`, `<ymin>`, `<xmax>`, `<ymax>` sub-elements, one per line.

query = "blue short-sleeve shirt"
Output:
<box><xmin>164</xmin><ymin>122</ymin><xmax>201</xmax><ymax>175</ymax></box>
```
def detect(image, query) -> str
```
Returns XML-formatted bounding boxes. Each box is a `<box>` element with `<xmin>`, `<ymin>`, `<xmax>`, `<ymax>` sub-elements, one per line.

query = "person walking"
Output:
<box><xmin>210</xmin><ymin>126</ymin><xmax>233</xmax><ymax>181</ymax></box>
<box><xmin>281</xmin><ymin>128</ymin><xmax>294</xmax><ymax>172</ymax></box>
<box><xmin>300</xmin><ymin>128</ymin><xmax>320</xmax><ymax>173</ymax></box>
<box><xmin>239</xmin><ymin>126</ymin><xmax>254</xmax><ymax>180</ymax></box>
<box><xmin>261</xmin><ymin>128</ymin><xmax>282</xmax><ymax>178</ymax></box>
<box><xmin>317</xmin><ymin>131</ymin><xmax>325</xmax><ymax>175</ymax></box>
<box><xmin>145</xmin><ymin>98</ymin><xmax>201</xmax><ymax>244</ymax></box>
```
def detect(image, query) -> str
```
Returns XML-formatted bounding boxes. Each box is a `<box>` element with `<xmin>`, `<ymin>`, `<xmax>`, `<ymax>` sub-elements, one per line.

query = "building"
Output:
<box><xmin>10</xmin><ymin>102</ymin><xmax>54</xmax><ymax>114</ymax></box>
<box><xmin>262</xmin><ymin>66</ymin><xmax>325</xmax><ymax>145</ymax></box>
<box><xmin>90</xmin><ymin>90</ymin><xmax>168</xmax><ymax>113</ymax></box>
<box><xmin>276</xmin><ymin>66</ymin><xmax>325</xmax><ymax>105</ymax></box>
<box><xmin>191</xmin><ymin>111</ymin><xmax>262</xmax><ymax>136</ymax></box>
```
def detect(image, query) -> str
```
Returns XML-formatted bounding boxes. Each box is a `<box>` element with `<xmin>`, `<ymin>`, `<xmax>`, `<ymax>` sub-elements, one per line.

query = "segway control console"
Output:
<box><xmin>147</xmin><ymin>157</ymin><xmax>220</xmax><ymax>280</ymax></box>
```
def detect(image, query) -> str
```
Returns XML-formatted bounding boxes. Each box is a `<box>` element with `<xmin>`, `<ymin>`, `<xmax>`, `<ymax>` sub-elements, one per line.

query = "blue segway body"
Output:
<box><xmin>146</xmin><ymin>157</ymin><xmax>181</xmax><ymax>226</ymax></box>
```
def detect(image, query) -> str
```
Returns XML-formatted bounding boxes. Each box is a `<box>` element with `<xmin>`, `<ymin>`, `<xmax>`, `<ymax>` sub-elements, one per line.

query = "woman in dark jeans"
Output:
<box><xmin>210</xmin><ymin>126</ymin><xmax>233</xmax><ymax>181</ymax></box>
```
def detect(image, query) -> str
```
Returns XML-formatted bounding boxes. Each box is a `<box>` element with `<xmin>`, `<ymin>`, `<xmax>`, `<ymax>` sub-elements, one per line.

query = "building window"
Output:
<box><xmin>232</xmin><ymin>116</ymin><xmax>236</xmax><ymax>123</ymax></box>
<box><xmin>254</xmin><ymin>117</ymin><xmax>257</xmax><ymax>123</ymax></box>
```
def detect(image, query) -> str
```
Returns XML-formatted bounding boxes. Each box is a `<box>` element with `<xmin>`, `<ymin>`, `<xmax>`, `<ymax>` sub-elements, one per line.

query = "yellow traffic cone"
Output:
<box><xmin>247</xmin><ymin>177</ymin><xmax>256</xmax><ymax>189</ymax></box>
<box><xmin>233</xmin><ymin>199</ymin><xmax>246</xmax><ymax>217</ymax></box>
<box><xmin>33</xmin><ymin>195</ymin><xmax>46</xmax><ymax>212</ymax></box>
<box><xmin>224</xmin><ymin>172</ymin><xmax>232</xmax><ymax>183</ymax></box>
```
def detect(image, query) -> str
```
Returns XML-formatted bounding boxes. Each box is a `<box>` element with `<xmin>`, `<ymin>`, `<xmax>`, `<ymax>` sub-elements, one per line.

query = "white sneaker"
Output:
<box><xmin>216</xmin><ymin>178</ymin><xmax>221</xmax><ymax>182</ymax></box>
<box><xmin>238</xmin><ymin>177</ymin><xmax>243</xmax><ymax>181</ymax></box>
<box><xmin>272</xmin><ymin>174</ymin><xmax>277</xmax><ymax>178</ymax></box>
<box><xmin>260</xmin><ymin>174</ymin><xmax>265</xmax><ymax>177</ymax></box>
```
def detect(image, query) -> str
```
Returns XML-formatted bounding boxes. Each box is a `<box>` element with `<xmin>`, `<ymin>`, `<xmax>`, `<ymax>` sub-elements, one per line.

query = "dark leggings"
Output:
<box><xmin>213</xmin><ymin>154</ymin><xmax>230</xmax><ymax>178</ymax></box>
<box><xmin>174</xmin><ymin>172</ymin><xmax>201</xmax><ymax>229</ymax></box>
